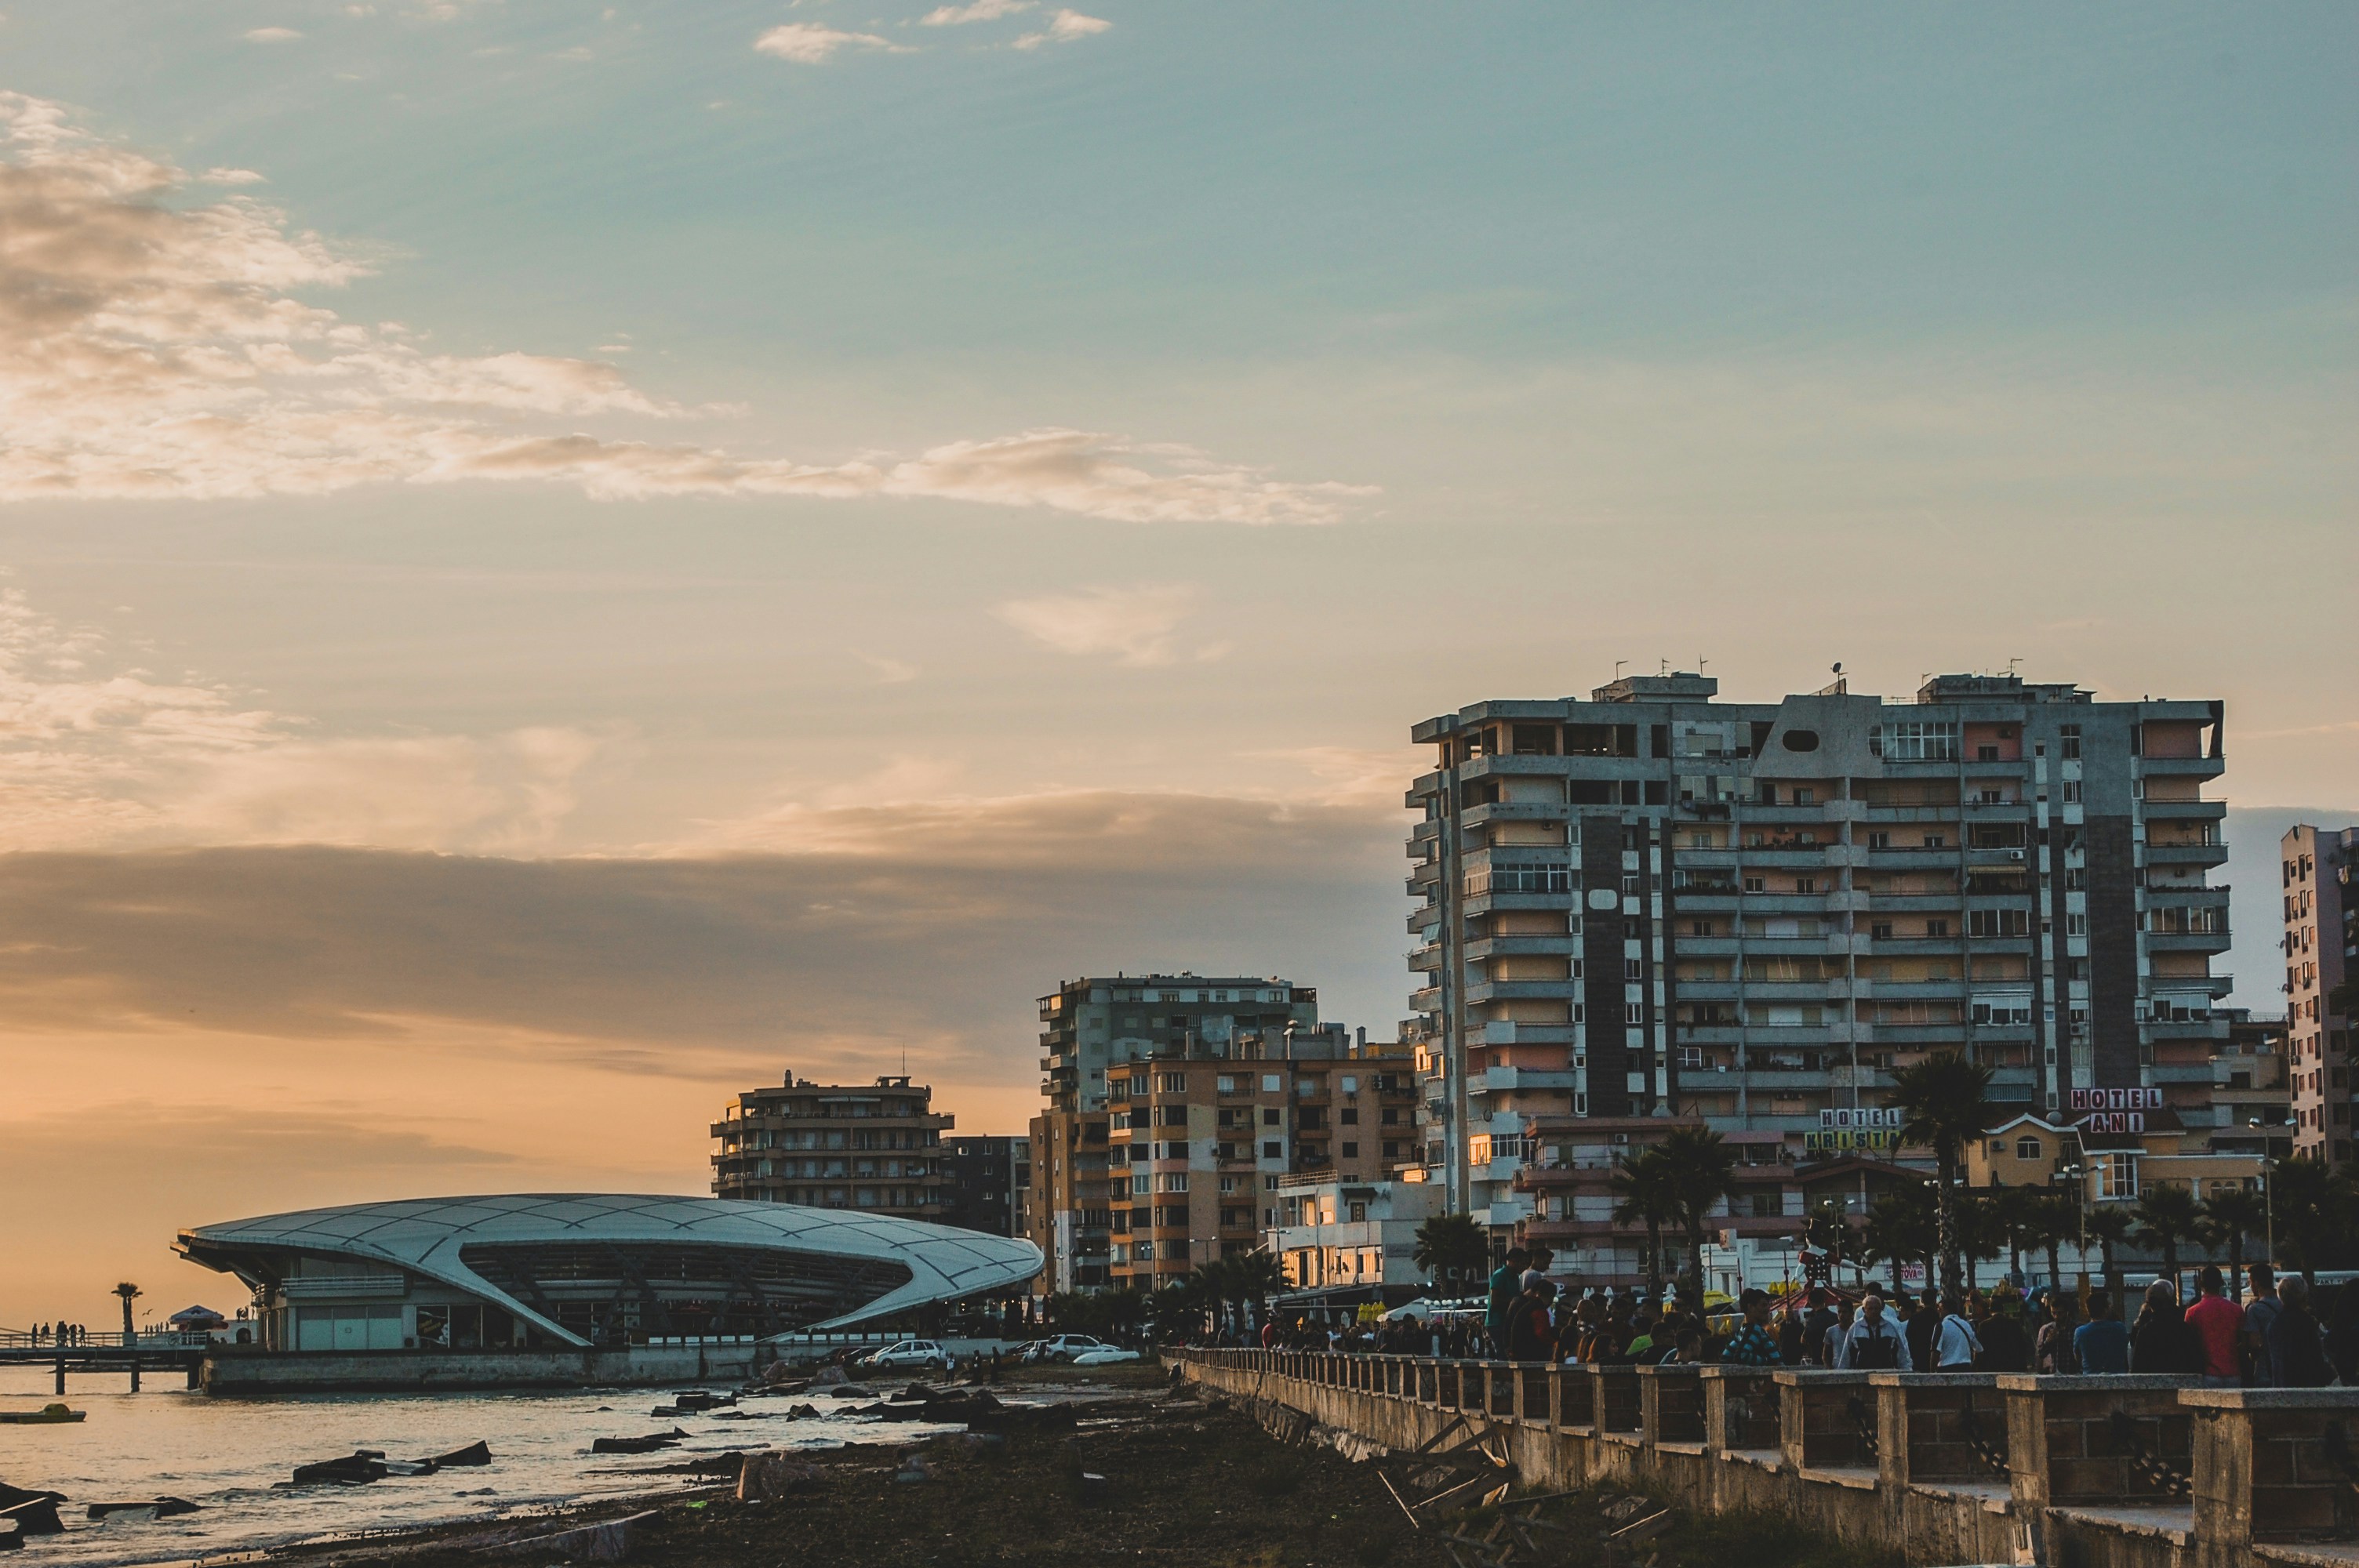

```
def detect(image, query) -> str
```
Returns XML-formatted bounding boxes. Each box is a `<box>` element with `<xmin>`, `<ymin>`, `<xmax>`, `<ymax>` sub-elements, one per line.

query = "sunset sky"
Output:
<box><xmin>2</xmin><ymin>2</ymin><xmax>2353</xmax><ymax>1326</ymax></box>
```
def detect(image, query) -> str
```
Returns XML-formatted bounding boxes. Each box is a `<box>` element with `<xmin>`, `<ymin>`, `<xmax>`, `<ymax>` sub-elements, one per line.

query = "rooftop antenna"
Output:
<box><xmin>2006</xmin><ymin>656</ymin><xmax>2022</xmax><ymax>677</ymax></box>
<box><xmin>1615</xmin><ymin>659</ymin><xmax>1627</xmax><ymax>679</ymax></box>
<box><xmin>1659</xmin><ymin>657</ymin><xmax>1670</xmax><ymax>676</ymax></box>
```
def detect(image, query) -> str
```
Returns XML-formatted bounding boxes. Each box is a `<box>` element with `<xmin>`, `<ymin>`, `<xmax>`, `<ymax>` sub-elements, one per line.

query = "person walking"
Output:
<box><xmin>1485</xmin><ymin>1248</ymin><xmax>1530</xmax><ymax>1357</ymax></box>
<box><xmin>2268</xmin><ymin>1276</ymin><xmax>2334</xmax><ymax>1388</ymax></box>
<box><xmin>1821</xmin><ymin>1299</ymin><xmax>1855</xmax><ymax>1367</ymax></box>
<box><xmin>1906</xmin><ymin>1289</ymin><xmax>1944</xmax><ymax>1372</ymax></box>
<box><xmin>1932</xmin><ymin>1294</ymin><xmax>1985</xmax><ymax>1369</ymax></box>
<box><xmin>1835</xmin><ymin>1294</ymin><xmax>1913</xmax><ymax>1370</ymax></box>
<box><xmin>2244</xmin><ymin>1265</ymin><xmax>2283</xmax><ymax>1387</ymax></box>
<box><xmin>2183</xmin><ymin>1266</ymin><xmax>2245</xmax><ymax>1388</ymax></box>
<box><xmin>1979</xmin><ymin>1284</ymin><xmax>2030</xmax><ymax>1372</ymax></box>
<box><xmin>2129</xmin><ymin>1279</ymin><xmax>2199</xmax><ymax>1374</ymax></box>
<box><xmin>1800</xmin><ymin>1287</ymin><xmax>1838</xmax><ymax>1367</ymax></box>
<box><xmin>2074</xmin><ymin>1290</ymin><xmax>2130</xmax><ymax>1373</ymax></box>
<box><xmin>1722</xmin><ymin>1289</ymin><xmax>1782</xmax><ymax>1367</ymax></box>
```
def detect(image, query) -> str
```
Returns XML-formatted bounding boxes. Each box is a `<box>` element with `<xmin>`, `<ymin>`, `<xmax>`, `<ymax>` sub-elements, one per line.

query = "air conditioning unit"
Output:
<box><xmin>2008</xmin><ymin>850</ymin><xmax>2026</xmax><ymax>862</ymax></box>
<box><xmin>1610</xmin><ymin>1132</ymin><xmax>1631</xmax><ymax>1145</ymax></box>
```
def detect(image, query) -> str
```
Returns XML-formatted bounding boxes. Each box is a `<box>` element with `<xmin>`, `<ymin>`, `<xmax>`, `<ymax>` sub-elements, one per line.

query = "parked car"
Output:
<box><xmin>1068</xmin><ymin>1346</ymin><xmax>1143</xmax><ymax>1366</ymax></box>
<box><xmin>862</xmin><ymin>1338</ymin><xmax>952</xmax><ymax>1372</ymax></box>
<box><xmin>1022</xmin><ymin>1333</ymin><xmax>1116</xmax><ymax>1363</ymax></box>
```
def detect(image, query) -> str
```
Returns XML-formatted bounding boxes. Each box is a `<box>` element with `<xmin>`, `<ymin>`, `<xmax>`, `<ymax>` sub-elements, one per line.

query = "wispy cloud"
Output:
<box><xmin>1013</xmin><ymin>9</ymin><xmax>1109</xmax><ymax>48</ymax></box>
<box><xmin>0</xmin><ymin>93</ymin><xmax>1365</xmax><ymax>524</ymax></box>
<box><xmin>752</xmin><ymin>23</ymin><xmax>901</xmax><ymax>64</ymax></box>
<box><xmin>993</xmin><ymin>583</ymin><xmax>1219</xmax><ymax>667</ymax></box>
<box><xmin>920</xmin><ymin>0</ymin><xmax>1032</xmax><ymax>24</ymax></box>
<box><xmin>0</xmin><ymin>576</ymin><xmax>605</xmax><ymax>852</ymax></box>
<box><xmin>244</xmin><ymin>26</ymin><xmax>304</xmax><ymax>42</ymax></box>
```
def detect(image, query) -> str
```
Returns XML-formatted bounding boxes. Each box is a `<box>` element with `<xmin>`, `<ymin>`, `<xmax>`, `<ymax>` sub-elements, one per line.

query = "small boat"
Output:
<box><xmin>0</xmin><ymin>1404</ymin><xmax>84</xmax><ymax>1425</ymax></box>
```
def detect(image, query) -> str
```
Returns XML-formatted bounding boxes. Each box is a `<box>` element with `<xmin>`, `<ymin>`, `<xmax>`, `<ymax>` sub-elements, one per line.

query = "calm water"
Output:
<box><xmin>0</xmin><ymin>1368</ymin><xmax>958</xmax><ymax>1566</ymax></box>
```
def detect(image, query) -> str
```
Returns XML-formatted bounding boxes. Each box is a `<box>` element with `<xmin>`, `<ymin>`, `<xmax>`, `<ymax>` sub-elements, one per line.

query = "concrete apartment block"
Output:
<box><xmin>1405</xmin><ymin>670</ymin><xmax>2229</xmax><ymax>1242</ymax></box>
<box><xmin>711</xmin><ymin>1073</ymin><xmax>951</xmax><ymax>1220</ymax></box>
<box><xmin>2281</xmin><ymin>824</ymin><xmax>2357</xmax><ymax>1165</ymax></box>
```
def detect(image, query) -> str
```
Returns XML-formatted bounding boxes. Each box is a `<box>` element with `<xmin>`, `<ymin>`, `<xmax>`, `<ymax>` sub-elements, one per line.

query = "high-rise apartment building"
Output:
<box><xmin>941</xmin><ymin>1134</ymin><xmax>1029</xmax><ymax>1237</ymax></box>
<box><xmin>712</xmin><ymin>1073</ymin><xmax>951</xmax><ymax>1219</ymax></box>
<box><xmin>2283</xmin><ymin>826</ymin><xmax>2357</xmax><ymax>1165</ymax></box>
<box><xmin>1406</xmin><ymin>670</ymin><xmax>2228</xmax><ymax>1245</ymax></box>
<box><xmin>1026</xmin><ymin>973</ymin><xmax>1358</xmax><ymax>1298</ymax></box>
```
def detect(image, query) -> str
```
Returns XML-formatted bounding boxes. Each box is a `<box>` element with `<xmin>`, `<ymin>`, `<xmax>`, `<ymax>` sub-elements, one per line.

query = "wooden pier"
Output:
<box><xmin>0</xmin><ymin>1330</ymin><xmax>213</xmax><ymax>1393</ymax></box>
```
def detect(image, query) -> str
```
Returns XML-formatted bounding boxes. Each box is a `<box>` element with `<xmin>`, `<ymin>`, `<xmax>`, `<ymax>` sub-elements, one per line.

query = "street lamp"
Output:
<box><xmin>2248</xmin><ymin>1119</ymin><xmax>2275</xmax><ymax>1267</ymax></box>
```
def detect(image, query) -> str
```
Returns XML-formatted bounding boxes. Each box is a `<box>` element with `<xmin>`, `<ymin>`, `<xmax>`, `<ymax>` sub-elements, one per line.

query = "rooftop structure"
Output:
<box><xmin>2283</xmin><ymin>826</ymin><xmax>2357</xmax><ymax>1165</ymax></box>
<box><xmin>176</xmin><ymin>1193</ymin><xmax>1040</xmax><ymax>1351</ymax></box>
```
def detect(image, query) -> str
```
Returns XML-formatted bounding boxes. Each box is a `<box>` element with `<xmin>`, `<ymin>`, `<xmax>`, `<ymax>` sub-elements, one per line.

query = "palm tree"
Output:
<box><xmin>2131</xmin><ymin>1184</ymin><xmax>2204</xmax><ymax>1298</ymax></box>
<box><xmin>114</xmin><ymin>1282</ymin><xmax>141</xmax><ymax>1342</ymax></box>
<box><xmin>1955</xmin><ymin>1195</ymin><xmax>2008</xmax><ymax>1298</ymax></box>
<box><xmin>1187</xmin><ymin>1259</ymin><xmax>1233</xmax><ymax>1335</ymax></box>
<box><xmin>2269</xmin><ymin>1160</ymin><xmax>2357</xmax><ymax>1287</ymax></box>
<box><xmin>1656</xmin><ymin>1126</ymin><xmax>1742</xmax><ymax>1317</ymax></box>
<box><xmin>1610</xmin><ymin>1148</ymin><xmax>1678</xmax><ymax>1301</ymax></box>
<box><xmin>1411</xmin><ymin>1212</ymin><xmax>1491</xmax><ymax>1297</ymax></box>
<box><xmin>1995</xmin><ymin>1186</ymin><xmax>2047</xmax><ymax>1287</ymax></box>
<box><xmin>2201</xmin><ymin>1185</ymin><xmax>2268</xmax><ymax>1297</ymax></box>
<box><xmin>1860</xmin><ymin>1185</ymin><xmax>1938</xmax><ymax>1296</ymax></box>
<box><xmin>1228</xmin><ymin>1249</ymin><xmax>1286</xmax><ymax>1326</ymax></box>
<box><xmin>2081</xmin><ymin>1206</ymin><xmax>2132</xmax><ymax>1319</ymax></box>
<box><xmin>1890</xmin><ymin>1050</ymin><xmax>1996</xmax><ymax>1301</ymax></box>
<box><xmin>2031</xmin><ymin>1192</ymin><xmax>2078</xmax><ymax>1298</ymax></box>
<box><xmin>1803</xmin><ymin>1200</ymin><xmax>1856</xmax><ymax>1284</ymax></box>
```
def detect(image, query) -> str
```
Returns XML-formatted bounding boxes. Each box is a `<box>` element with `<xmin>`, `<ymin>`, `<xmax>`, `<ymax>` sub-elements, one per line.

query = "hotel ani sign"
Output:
<box><xmin>2070</xmin><ymin>1086</ymin><xmax>2162</xmax><ymax>1134</ymax></box>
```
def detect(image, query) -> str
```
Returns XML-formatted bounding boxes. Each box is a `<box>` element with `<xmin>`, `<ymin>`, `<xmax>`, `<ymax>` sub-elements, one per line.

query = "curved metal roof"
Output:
<box><xmin>177</xmin><ymin>1193</ymin><xmax>1041</xmax><ymax>1345</ymax></box>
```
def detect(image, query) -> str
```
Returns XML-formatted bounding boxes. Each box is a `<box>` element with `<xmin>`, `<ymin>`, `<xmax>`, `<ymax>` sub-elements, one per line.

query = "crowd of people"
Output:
<box><xmin>1236</xmin><ymin>1247</ymin><xmax>2359</xmax><ymax>1388</ymax></box>
<box><xmin>24</xmin><ymin>1322</ymin><xmax>92</xmax><ymax>1345</ymax></box>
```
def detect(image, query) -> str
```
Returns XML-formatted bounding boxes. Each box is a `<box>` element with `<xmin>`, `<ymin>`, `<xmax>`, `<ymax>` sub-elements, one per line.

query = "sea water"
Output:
<box><xmin>0</xmin><ymin>1367</ymin><xmax>956</xmax><ymax>1566</ymax></box>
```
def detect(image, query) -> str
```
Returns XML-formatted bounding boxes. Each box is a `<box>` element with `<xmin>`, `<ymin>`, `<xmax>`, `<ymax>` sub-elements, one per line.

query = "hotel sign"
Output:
<box><xmin>2070</xmin><ymin>1087</ymin><xmax>2161</xmax><ymax>1134</ymax></box>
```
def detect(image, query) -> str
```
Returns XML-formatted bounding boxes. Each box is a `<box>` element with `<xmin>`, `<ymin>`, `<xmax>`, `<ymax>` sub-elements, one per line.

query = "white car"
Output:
<box><xmin>1023</xmin><ymin>1333</ymin><xmax>1115</xmax><ymax>1363</ymax></box>
<box><xmin>1069</xmin><ymin>1347</ymin><xmax>1143</xmax><ymax>1366</ymax></box>
<box><xmin>863</xmin><ymin>1339</ymin><xmax>951</xmax><ymax>1372</ymax></box>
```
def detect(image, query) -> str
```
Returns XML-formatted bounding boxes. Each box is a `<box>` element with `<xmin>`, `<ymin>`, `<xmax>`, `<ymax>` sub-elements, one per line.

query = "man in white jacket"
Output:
<box><xmin>1835</xmin><ymin>1294</ymin><xmax>1913</xmax><ymax>1370</ymax></box>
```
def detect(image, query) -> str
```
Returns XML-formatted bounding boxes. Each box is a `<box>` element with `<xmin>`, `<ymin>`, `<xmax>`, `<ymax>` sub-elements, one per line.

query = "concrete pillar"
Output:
<box><xmin>1996</xmin><ymin>1372</ymin><xmax>2198</xmax><ymax>1564</ymax></box>
<box><xmin>1774</xmin><ymin>1370</ymin><xmax>1874</xmax><ymax>1472</ymax></box>
<box><xmin>2183</xmin><ymin>1387</ymin><xmax>2359</xmax><ymax>1568</ymax></box>
<box><xmin>1699</xmin><ymin>1367</ymin><xmax>1779</xmax><ymax>1454</ymax></box>
<box><xmin>1637</xmin><ymin>1364</ymin><xmax>1705</xmax><ymax>1446</ymax></box>
<box><xmin>1865</xmin><ymin>1372</ymin><xmax>2001</xmax><ymax>1493</ymax></box>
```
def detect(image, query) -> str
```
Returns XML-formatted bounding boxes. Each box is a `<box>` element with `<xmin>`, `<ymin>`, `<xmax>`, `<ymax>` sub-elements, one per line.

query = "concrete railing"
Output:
<box><xmin>1172</xmin><ymin>1348</ymin><xmax>2359</xmax><ymax>1568</ymax></box>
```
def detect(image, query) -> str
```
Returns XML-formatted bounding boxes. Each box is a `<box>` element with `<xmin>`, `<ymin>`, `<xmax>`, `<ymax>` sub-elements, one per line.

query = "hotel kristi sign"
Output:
<box><xmin>1804</xmin><ymin>1107</ymin><xmax>1904</xmax><ymax>1153</ymax></box>
<box><xmin>2069</xmin><ymin>1086</ymin><xmax>2163</xmax><ymax>1134</ymax></box>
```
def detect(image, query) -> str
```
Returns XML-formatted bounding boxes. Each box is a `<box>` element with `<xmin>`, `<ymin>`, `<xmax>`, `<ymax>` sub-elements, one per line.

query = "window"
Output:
<box><xmin>1743</xmin><ymin>877</ymin><xmax>1765</xmax><ymax>894</ymax></box>
<box><xmin>1871</xmin><ymin>922</ymin><xmax>1894</xmax><ymax>940</ymax></box>
<box><xmin>1690</xmin><ymin>920</ymin><xmax>1715</xmax><ymax>937</ymax></box>
<box><xmin>1926</xmin><ymin>919</ymin><xmax>1950</xmax><ymax>938</ymax></box>
<box><xmin>1157</xmin><ymin>1072</ymin><xmax>1187</xmax><ymax>1092</ymax></box>
<box><xmin>1262</xmin><ymin>1141</ymin><xmax>1281</xmax><ymax>1158</ymax></box>
<box><xmin>1261</xmin><ymin>1108</ymin><xmax>1280</xmax><ymax>1126</ymax></box>
<box><xmin>1160</xmin><ymin>1172</ymin><xmax>1188</xmax><ymax>1193</ymax></box>
<box><xmin>1262</xmin><ymin>1074</ymin><xmax>1281</xmax><ymax>1091</ymax></box>
<box><xmin>1794</xmin><ymin>787</ymin><xmax>1816</xmax><ymax>806</ymax></box>
<box><xmin>1782</xmin><ymin>730</ymin><xmax>1819</xmax><ymax>753</ymax></box>
<box><xmin>1339</xmin><ymin>1107</ymin><xmax>1358</xmax><ymax>1125</ymax></box>
<box><xmin>1794</xmin><ymin>877</ymin><xmax>1817</xmax><ymax>894</ymax></box>
<box><xmin>1868</xmin><ymin>832</ymin><xmax>1891</xmax><ymax>850</ymax></box>
<box><xmin>2062</xmin><ymin>782</ymin><xmax>2082</xmax><ymax>804</ymax></box>
<box><xmin>1874</xmin><ymin>720</ymin><xmax>1960</xmax><ymax>761</ymax></box>
<box><xmin>2060</xmin><ymin>725</ymin><xmax>2081</xmax><ymax>760</ymax></box>
<box><xmin>1625</xmin><ymin>1003</ymin><xmax>1645</xmax><ymax>1025</ymax></box>
<box><xmin>1216</xmin><ymin>1075</ymin><xmax>1237</xmax><ymax>1093</ymax></box>
<box><xmin>1625</xmin><ymin>959</ymin><xmax>1644</xmax><ymax>980</ymax></box>
<box><xmin>2097</xmin><ymin>1155</ymin><xmax>2139</xmax><ymax>1200</ymax></box>
<box><xmin>2016</xmin><ymin>1138</ymin><xmax>2043</xmax><ymax>1160</ymax></box>
<box><xmin>1922</xmin><ymin>833</ymin><xmax>1947</xmax><ymax>849</ymax></box>
<box><xmin>1340</xmin><ymin>1142</ymin><xmax>1358</xmax><ymax>1158</ymax></box>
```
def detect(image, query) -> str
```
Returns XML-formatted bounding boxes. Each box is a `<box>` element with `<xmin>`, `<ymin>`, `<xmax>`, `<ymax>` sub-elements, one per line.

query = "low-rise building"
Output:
<box><xmin>1266</xmin><ymin>1176</ymin><xmax>1445</xmax><ymax>1301</ymax></box>
<box><xmin>711</xmin><ymin>1073</ymin><xmax>951</xmax><ymax>1220</ymax></box>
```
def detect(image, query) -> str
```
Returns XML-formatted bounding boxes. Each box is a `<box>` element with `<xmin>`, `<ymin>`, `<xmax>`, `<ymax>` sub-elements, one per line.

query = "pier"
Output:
<box><xmin>1172</xmin><ymin>1348</ymin><xmax>2358</xmax><ymax>1568</ymax></box>
<box><xmin>0</xmin><ymin>1330</ymin><xmax>213</xmax><ymax>1394</ymax></box>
